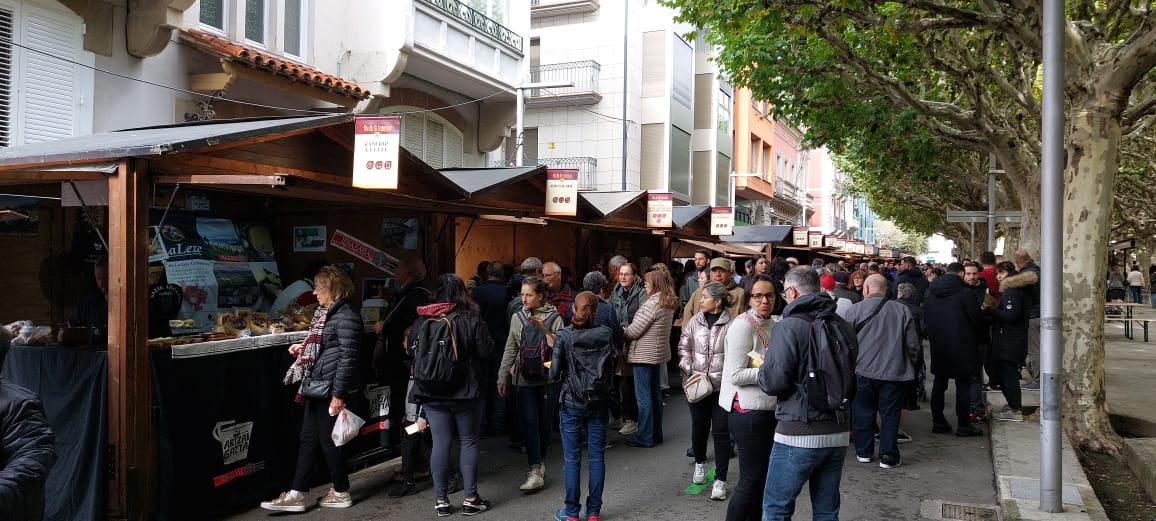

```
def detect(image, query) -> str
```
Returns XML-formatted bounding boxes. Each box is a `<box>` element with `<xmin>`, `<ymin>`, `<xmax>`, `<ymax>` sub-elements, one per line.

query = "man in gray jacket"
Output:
<box><xmin>843</xmin><ymin>274</ymin><xmax>920</xmax><ymax>469</ymax></box>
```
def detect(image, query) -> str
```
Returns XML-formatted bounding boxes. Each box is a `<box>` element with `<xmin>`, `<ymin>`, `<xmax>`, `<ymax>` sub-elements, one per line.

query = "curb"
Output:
<box><xmin>1121</xmin><ymin>437</ymin><xmax>1156</xmax><ymax>506</ymax></box>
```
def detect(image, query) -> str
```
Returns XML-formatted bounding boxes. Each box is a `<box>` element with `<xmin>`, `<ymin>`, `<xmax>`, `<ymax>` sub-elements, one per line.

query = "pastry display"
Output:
<box><xmin>247</xmin><ymin>313</ymin><xmax>269</xmax><ymax>335</ymax></box>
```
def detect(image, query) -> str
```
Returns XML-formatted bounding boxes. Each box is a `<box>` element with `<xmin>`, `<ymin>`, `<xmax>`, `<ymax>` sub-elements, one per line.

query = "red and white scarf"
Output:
<box><xmin>284</xmin><ymin>305</ymin><xmax>328</xmax><ymax>388</ymax></box>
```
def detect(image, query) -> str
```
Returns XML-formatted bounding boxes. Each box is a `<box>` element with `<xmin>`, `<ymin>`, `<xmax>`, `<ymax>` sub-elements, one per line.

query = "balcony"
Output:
<box><xmin>418</xmin><ymin>0</ymin><xmax>523</xmax><ymax>54</ymax></box>
<box><xmin>525</xmin><ymin>61</ymin><xmax>603</xmax><ymax>109</ymax></box>
<box><xmin>531</xmin><ymin>0</ymin><xmax>600</xmax><ymax>19</ymax></box>
<box><xmin>493</xmin><ymin>156</ymin><xmax>598</xmax><ymax>191</ymax></box>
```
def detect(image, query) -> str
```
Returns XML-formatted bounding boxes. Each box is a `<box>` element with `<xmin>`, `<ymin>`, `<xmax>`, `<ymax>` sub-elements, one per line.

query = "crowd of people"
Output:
<box><xmin>259</xmin><ymin>247</ymin><xmax>1052</xmax><ymax>520</ymax></box>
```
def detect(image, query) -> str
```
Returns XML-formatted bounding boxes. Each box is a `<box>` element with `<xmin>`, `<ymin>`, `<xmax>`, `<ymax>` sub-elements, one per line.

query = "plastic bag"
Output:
<box><xmin>331</xmin><ymin>409</ymin><xmax>365</xmax><ymax>447</ymax></box>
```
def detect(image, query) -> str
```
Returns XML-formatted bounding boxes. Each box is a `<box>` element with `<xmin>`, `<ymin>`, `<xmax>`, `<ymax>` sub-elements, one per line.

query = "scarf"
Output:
<box><xmin>284</xmin><ymin>305</ymin><xmax>329</xmax><ymax>388</ymax></box>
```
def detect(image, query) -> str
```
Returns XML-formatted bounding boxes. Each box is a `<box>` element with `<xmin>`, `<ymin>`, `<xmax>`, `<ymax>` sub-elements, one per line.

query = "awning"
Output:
<box><xmin>439</xmin><ymin>166</ymin><xmax>547</xmax><ymax>198</ymax></box>
<box><xmin>0</xmin><ymin>114</ymin><xmax>352</xmax><ymax>167</ymax></box>
<box><xmin>579</xmin><ymin>191</ymin><xmax>646</xmax><ymax>219</ymax></box>
<box><xmin>721</xmin><ymin>224</ymin><xmax>793</xmax><ymax>244</ymax></box>
<box><xmin>674</xmin><ymin>238</ymin><xmax>764</xmax><ymax>257</ymax></box>
<box><xmin>672</xmin><ymin>205</ymin><xmax>710</xmax><ymax>229</ymax></box>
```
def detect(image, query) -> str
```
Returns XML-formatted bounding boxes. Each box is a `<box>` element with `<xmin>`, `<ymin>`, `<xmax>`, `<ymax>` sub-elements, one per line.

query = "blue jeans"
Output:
<box><xmin>851</xmin><ymin>376</ymin><xmax>905</xmax><ymax>460</ymax></box>
<box><xmin>516</xmin><ymin>382</ymin><xmax>560</xmax><ymax>468</ymax></box>
<box><xmin>632</xmin><ymin>364</ymin><xmax>663</xmax><ymax>446</ymax></box>
<box><xmin>1132</xmin><ymin>286</ymin><xmax>1143</xmax><ymax>304</ymax></box>
<box><xmin>762</xmin><ymin>443</ymin><xmax>846</xmax><ymax>521</ymax></box>
<box><xmin>560</xmin><ymin>406</ymin><xmax>607</xmax><ymax>518</ymax></box>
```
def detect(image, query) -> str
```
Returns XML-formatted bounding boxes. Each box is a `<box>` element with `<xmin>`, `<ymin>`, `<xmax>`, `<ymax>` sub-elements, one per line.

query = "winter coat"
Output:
<box><xmin>312</xmin><ymin>299</ymin><xmax>363</xmax><ymax>400</ymax></box>
<box><xmin>1020</xmin><ymin>260</ymin><xmax>1041</xmax><ymax>318</ymax></box>
<box><xmin>923</xmin><ymin>273</ymin><xmax>986</xmax><ymax>379</ymax></box>
<box><xmin>721</xmin><ymin>309</ymin><xmax>777</xmax><ymax>412</ymax></box>
<box><xmin>894</xmin><ymin>268</ymin><xmax>930</xmax><ymax>305</ymax></box>
<box><xmin>833</xmin><ymin>285</ymin><xmax>862</xmax><ymax>305</ymax></box>
<box><xmin>375</xmin><ymin>280</ymin><xmax>432</xmax><ymax>379</ymax></box>
<box><xmin>966</xmin><ymin>279</ymin><xmax>992</xmax><ymax>345</ymax></box>
<box><xmin>757</xmin><ymin>292</ymin><xmax>853</xmax><ymax>435</ymax></box>
<box><xmin>677</xmin><ymin>311</ymin><xmax>731</xmax><ymax>390</ymax></box>
<box><xmin>986</xmin><ymin>270</ymin><xmax>1037</xmax><ymax>364</ymax></box>
<box><xmin>842</xmin><ymin>295</ymin><xmax>919</xmax><ymax>382</ymax></box>
<box><xmin>623</xmin><ymin>293</ymin><xmax>675</xmax><ymax>365</ymax></box>
<box><xmin>550</xmin><ymin>323</ymin><xmax>614</xmax><ymax>413</ymax></box>
<box><xmin>409</xmin><ymin>304</ymin><xmax>494</xmax><ymax>402</ymax></box>
<box><xmin>611</xmin><ymin>282</ymin><xmax>647</xmax><ymax>328</ymax></box>
<box><xmin>0</xmin><ymin>380</ymin><xmax>55</xmax><ymax>521</ymax></box>
<box><xmin>472</xmin><ymin>279</ymin><xmax>510</xmax><ymax>348</ymax></box>
<box><xmin>498</xmin><ymin>303</ymin><xmax>563</xmax><ymax>387</ymax></box>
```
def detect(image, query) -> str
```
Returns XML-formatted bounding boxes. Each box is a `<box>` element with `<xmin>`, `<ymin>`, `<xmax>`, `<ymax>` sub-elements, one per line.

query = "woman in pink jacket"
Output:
<box><xmin>622</xmin><ymin>270</ymin><xmax>678</xmax><ymax>448</ymax></box>
<box><xmin>677</xmin><ymin>282</ymin><xmax>733</xmax><ymax>500</ymax></box>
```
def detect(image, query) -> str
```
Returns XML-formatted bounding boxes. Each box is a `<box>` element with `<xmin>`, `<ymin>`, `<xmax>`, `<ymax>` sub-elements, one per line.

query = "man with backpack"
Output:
<box><xmin>549</xmin><ymin>292</ymin><xmax>614</xmax><ymax>521</ymax></box>
<box><xmin>757</xmin><ymin>267</ymin><xmax>857</xmax><ymax>521</ymax></box>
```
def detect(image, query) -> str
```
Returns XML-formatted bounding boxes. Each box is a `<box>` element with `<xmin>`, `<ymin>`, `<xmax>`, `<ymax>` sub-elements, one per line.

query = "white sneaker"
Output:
<box><xmin>519</xmin><ymin>467</ymin><xmax>545</xmax><ymax>491</ymax></box>
<box><xmin>618</xmin><ymin>420</ymin><xmax>638</xmax><ymax>436</ymax></box>
<box><xmin>710</xmin><ymin>480</ymin><xmax>727</xmax><ymax>500</ymax></box>
<box><xmin>692</xmin><ymin>463</ymin><xmax>706</xmax><ymax>485</ymax></box>
<box><xmin>608</xmin><ymin>416</ymin><xmax>624</xmax><ymax>430</ymax></box>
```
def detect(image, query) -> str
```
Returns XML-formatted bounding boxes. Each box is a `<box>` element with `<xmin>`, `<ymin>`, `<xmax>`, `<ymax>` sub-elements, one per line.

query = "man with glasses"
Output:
<box><xmin>543</xmin><ymin>261</ymin><xmax>575</xmax><ymax>324</ymax></box>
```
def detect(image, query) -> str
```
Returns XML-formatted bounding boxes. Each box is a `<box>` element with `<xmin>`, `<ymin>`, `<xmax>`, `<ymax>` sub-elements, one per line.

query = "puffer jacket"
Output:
<box><xmin>498</xmin><ymin>303</ymin><xmax>563</xmax><ymax>387</ymax></box>
<box><xmin>677</xmin><ymin>310</ymin><xmax>731</xmax><ymax>390</ymax></box>
<box><xmin>311</xmin><ymin>299</ymin><xmax>363</xmax><ymax>400</ymax></box>
<box><xmin>0</xmin><ymin>379</ymin><xmax>56</xmax><ymax>521</ymax></box>
<box><xmin>986</xmin><ymin>270</ymin><xmax>1038</xmax><ymax>364</ymax></box>
<box><xmin>623</xmin><ymin>293</ymin><xmax>674</xmax><ymax>365</ymax></box>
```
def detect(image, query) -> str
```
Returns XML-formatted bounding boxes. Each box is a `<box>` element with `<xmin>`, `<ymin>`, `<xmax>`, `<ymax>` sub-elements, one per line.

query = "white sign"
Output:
<box><xmin>808</xmin><ymin>231</ymin><xmax>823</xmax><ymax>248</ymax></box>
<box><xmin>647</xmin><ymin>192</ymin><xmax>673</xmax><ymax>228</ymax></box>
<box><xmin>213</xmin><ymin>420</ymin><xmax>254</xmax><ymax>465</ymax></box>
<box><xmin>545</xmin><ymin>169</ymin><xmax>579</xmax><ymax>216</ymax></box>
<box><xmin>710</xmin><ymin>207</ymin><xmax>734</xmax><ymax>236</ymax></box>
<box><xmin>353</xmin><ymin>116</ymin><xmax>401</xmax><ymax>189</ymax></box>
<box><xmin>792</xmin><ymin>227</ymin><xmax>808</xmax><ymax>246</ymax></box>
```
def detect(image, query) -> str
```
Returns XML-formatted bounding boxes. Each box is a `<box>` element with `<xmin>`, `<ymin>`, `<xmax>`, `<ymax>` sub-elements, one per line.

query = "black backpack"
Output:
<box><xmin>516</xmin><ymin>310</ymin><xmax>558</xmax><ymax>382</ymax></box>
<box><xmin>560</xmin><ymin>325</ymin><xmax>615</xmax><ymax>407</ymax></box>
<box><xmin>799</xmin><ymin>313</ymin><xmax>859</xmax><ymax>423</ymax></box>
<box><xmin>410</xmin><ymin>313</ymin><xmax>465</xmax><ymax>395</ymax></box>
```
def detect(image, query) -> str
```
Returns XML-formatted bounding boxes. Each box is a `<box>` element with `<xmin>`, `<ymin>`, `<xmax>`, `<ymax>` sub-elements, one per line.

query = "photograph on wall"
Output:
<box><xmin>239</xmin><ymin>222</ymin><xmax>277</xmax><ymax>261</ymax></box>
<box><xmin>197</xmin><ymin>217</ymin><xmax>250</xmax><ymax>262</ymax></box>
<box><xmin>381</xmin><ymin>218</ymin><xmax>419</xmax><ymax>250</ymax></box>
<box><xmin>293</xmin><ymin>226</ymin><xmax>327</xmax><ymax>252</ymax></box>
<box><xmin>0</xmin><ymin>196</ymin><xmax>38</xmax><ymax>235</ymax></box>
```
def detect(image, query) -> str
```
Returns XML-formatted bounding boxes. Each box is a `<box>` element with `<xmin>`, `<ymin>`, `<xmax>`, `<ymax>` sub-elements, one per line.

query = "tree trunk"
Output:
<box><xmin>1002</xmin><ymin>223</ymin><xmax>1021</xmax><ymax>255</ymax></box>
<box><xmin>1061</xmin><ymin>107</ymin><xmax>1124</xmax><ymax>454</ymax></box>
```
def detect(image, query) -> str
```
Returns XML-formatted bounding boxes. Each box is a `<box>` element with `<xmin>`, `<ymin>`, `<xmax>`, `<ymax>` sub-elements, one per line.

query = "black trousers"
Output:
<box><xmin>995</xmin><ymin>359</ymin><xmax>1023</xmax><ymax>410</ymax></box>
<box><xmin>726</xmin><ymin>409</ymin><xmax>776</xmax><ymax>521</ymax></box>
<box><xmin>292</xmin><ymin>398</ymin><xmax>349</xmax><ymax>493</ymax></box>
<box><xmin>931</xmin><ymin>375</ymin><xmax>973</xmax><ymax>427</ymax></box>
<box><xmin>687</xmin><ymin>392</ymin><xmax>730</xmax><ymax>481</ymax></box>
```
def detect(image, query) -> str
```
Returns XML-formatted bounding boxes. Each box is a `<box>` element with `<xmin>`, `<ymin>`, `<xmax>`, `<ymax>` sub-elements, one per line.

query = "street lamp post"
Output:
<box><xmin>513</xmin><ymin>80</ymin><xmax>573</xmax><ymax>167</ymax></box>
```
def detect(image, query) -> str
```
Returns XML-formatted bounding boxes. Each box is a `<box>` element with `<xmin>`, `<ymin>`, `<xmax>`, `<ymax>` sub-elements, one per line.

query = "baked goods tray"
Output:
<box><xmin>171</xmin><ymin>331</ymin><xmax>308</xmax><ymax>359</ymax></box>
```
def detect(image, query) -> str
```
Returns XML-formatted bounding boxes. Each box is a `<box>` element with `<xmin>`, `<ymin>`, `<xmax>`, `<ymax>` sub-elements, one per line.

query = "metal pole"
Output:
<box><xmin>620</xmin><ymin>0</ymin><xmax>629</xmax><ymax>190</ymax></box>
<box><xmin>969</xmin><ymin>221</ymin><xmax>976</xmax><ymax>260</ymax></box>
<box><xmin>1039</xmin><ymin>0</ymin><xmax>1065</xmax><ymax>513</ymax></box>
<box><xmin>988</xmin><ymin>152</ymin><xmax>997</xmax><ymax>252</ymax></box>
<box><xmin>515</xmin><ymin>85</ymin><xmax>524</xmax><ymax>167</ymax></box>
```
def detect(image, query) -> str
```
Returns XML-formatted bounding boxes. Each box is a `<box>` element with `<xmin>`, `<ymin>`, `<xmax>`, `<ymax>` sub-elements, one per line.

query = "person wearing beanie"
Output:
<box><xmin>832</xmin><ymin>271</ymin><xmax>862</xmax><ymax>305</ymax></box>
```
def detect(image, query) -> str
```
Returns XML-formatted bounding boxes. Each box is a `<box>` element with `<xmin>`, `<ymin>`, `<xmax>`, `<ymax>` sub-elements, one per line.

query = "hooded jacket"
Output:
<box><xmin>986</xmin><ymin>270</ymin><xmax>1038</xmax><ymax>364</ymax></box>
<box><xmin>758</xmin><ymin>292</ymin><xmax>853</xmax><ymax>444</ymax></box>
<box><xmin>894</xmin><ymin>267</ymin><xmax>930</xmax><ymax>305</ymax></box>
<box><xmin>923</xmin><ymin>273</ymin><xmax>986</xmax><ymax>379</ymax></box>
<box><xmin>623</xmin><ymin>293</ymin><xmax>675</xmax><ymax>365</ymax></box>
<box><xmin>409</xmin><ymin>303</ymin><xmax>494</xmax><ymax>402</ymax></box>
<box><xmin>550</xmin><ymin>322</ymin><xmax>614</xmax><ymax>413</ymax></box>
<box><xmin>842</xmin><ymin>295</ymin><xmax>919</xmax><ymax>382</ymax></box>
<box><xmin>311</xmin><ymin>299</ymin><xmax>363</xmax><ymax>400</ymax></box>
<box><xmin>677</xmin><ymin>310</ymin><xmax>731</xmax><ymax>390</ymax></box>
<box><xmin>498</xmin><ymin>302</ymin><xmax>563</xmax><ymax>387</ymax></box>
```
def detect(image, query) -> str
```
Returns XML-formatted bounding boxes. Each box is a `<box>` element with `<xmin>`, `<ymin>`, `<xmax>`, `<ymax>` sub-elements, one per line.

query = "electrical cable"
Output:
<box><xmin>538</xmin><ymin>87</ymin><xmax>634</xmax><ymax>124</ymax></box>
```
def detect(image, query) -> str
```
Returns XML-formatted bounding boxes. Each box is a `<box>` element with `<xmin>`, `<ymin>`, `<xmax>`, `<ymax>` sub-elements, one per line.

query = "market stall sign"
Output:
<box><xmin>545</xmin><ymin>168</ymin><xmax>579</xmax><ymax>216</ymax></box>
<box><xmin>808</xmin><ymin>231</ymin><xmax>823</xmax><ymax>248</ymax></box>
<box><xmin>352</xmin><ymin>116</ymin><xmax>401</xmax><ymax>189</ymax></box>
<box><xmin>647</xmin><ymin>192</ymin><xmax>673</xmax><ymax>228</ymax></box>
<box><xmin>710</xmin><ymin>206</ymin><xmax>734</xmax><ymax>236</ymax></box>
<box><xmin>331</xmin><ymin>229</ymin><xmax>399</xmax><ymax>275</ymax></box>
<box><xmin>792</xmin><ymin>227</ymin><xmax>808</xmax><ymax>246</ymax></box>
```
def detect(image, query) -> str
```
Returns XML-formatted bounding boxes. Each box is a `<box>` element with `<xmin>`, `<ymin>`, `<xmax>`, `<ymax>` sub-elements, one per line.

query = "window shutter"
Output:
<box><xmin>402</xmin><ymin>113</ymin><xmax>424</xmax><ymax>160</ymax></box>
<box><xmin>20</xmin><ymin>6</ymin><xmax>80</xmax><ymax>144</ymax></box>
<box><xmin>424</xmin><ymin>118</ymin><xmax>444</xmax><ymax>168</ymax></box>
<box><xmin>444</xmin><ymin>127</ymin><xmax>463</xmax><ymax>168</ymax></box>
<box><xmin>0</xmin><ymin>7</ymin><xmax>13</xmax><ymax>148</ymax></box>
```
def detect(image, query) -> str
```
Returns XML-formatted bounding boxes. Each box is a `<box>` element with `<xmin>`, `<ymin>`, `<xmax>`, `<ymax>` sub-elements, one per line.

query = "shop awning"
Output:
<box><xmin>0</xmin><ymin>114</ymin><xmax>353</xmax><ymax>167</ymax></box>
<box><xmin>672</xmin><ymin>205</ymin><xmax>710</xmax><ymax>229</ymax></box>
<box><xmin>439</xmin><ymin>166</ymin><xmax>547</xmax><ymax>198</ymax></box>
<box><xmin>721</xmin><ymin>225</ymin><xmax>793</xmax><ymax>244</ymax></box>
<box><xmin>674</xmin><ymin>238</ymin><xmax>764</xmax><ymax>257</ymax></box>
<box><xmin>579</xmin><ymin>191</ymin><xmax>646</xmax><ymax>219</ymax></box>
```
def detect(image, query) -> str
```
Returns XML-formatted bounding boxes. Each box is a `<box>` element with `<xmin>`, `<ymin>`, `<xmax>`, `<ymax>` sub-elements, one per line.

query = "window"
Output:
<box><xmin>717</xmin><ymin>88</ymin><xmax>731</xmax><ymax>132</ymax></box>
<box><xmin>283</xmin><ymin>0</ymin><xmax>302</xmax><ymax>57</ymax></box>
<box><xmin>470</xmin><ymin>0</ymin><xmax>507</xmax><ymax>24</ymax></box>
<box><xmin>244</xmin><ymin>0</ymin><xmax>266</xmax><ymax>44</ymax></box>
<box><xmin>200</xmin><ymin>0</ymin><xmax>225</xmax><ymax>32</ymax></box>
<box><xmin>398</xmin><ymin>110</ymin><xmax>464</xmax><ymax>169</ymax></box>
<box><xmin>762</xmin><ymin>146</ymin><xmax>770</xmax><ymax>177</ymax></box>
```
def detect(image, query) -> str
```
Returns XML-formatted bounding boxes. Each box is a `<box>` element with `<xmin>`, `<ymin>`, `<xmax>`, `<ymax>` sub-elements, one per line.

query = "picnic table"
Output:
<box><xmin>1106</xmin><ymin>301</ymin><xmax>1153</xmax><ymax>341</ymax></box>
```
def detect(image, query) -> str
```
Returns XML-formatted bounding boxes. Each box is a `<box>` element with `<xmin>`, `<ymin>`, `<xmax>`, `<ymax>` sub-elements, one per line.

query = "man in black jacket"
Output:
<box><xmin>473</xmin><ymin>261</ymin><xmax>508</xmax><ymax>436</ymax></box>
<box><xmin>373</xmin><ymin>257</ymin><xmax>432</xmax><ymax>455</ymax></box>
<box><xmin>894</xmin><ymin>256</ymin><xmax>929</xmax><ymax>305</ymax></box>
<box><xmin>1014</xmin><ymin>249</ymin><xmax>1042</xmax><ymax>390</ymax></box>
<box><xmin>0</xmin><ymin>331</ymin><xmax>56</xmax><ymax>521</ymax></box>
<box><xmin>923</xmin><ymin>263</ymin><xmax>986</xmax><ymax>437</ymax></box>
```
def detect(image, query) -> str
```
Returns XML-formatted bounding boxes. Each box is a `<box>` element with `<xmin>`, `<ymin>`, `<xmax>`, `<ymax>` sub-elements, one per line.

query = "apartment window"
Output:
<box><xmin>670</xmin><ymin>126</ymin><xmax>691</xmax><ymax>196</ymax></box>
<box><xmin>399</xmin><ymin>111</ymin><xmax>464</xmax><ymax>169</ymax></box>
<box><xmin>717</xmin><ymin>89</ymin><xmax>731</xmax><ymax>132</ymax></box>
<box><xmin>470</xmin><ymin>0</ymin><xmax>507</xmax><ymax>24</ymax></box>
<box><xmin>749</xmin><ymin>139</ymin><xmax>758</xmax><ymax>174</ymax></box>
<box><xmin>200</xmin><ymin>0</ymin><xmax>225</xmax><ymax>32</ymax></box>
<box><xmin>244</xmin><ymin>0</ymin><xmax>266</xmax><ymax>44</ymax></box>
<box><xmin>283</xmin><ymin>0</ymin><xmax>303</xmax><ymax>57</ymax></box>
<box><xmin>762</xmin><ymin>146</ymin><xmax>770</xmax><ymax>176</ymax></box>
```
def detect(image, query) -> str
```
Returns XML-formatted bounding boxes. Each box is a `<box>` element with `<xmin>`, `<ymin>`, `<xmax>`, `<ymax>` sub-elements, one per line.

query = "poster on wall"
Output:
<box><xmin>710</xmin><ymin>207</ymin><xmax>734</xmax><ymax>236</ymax></box>
<box><xmin>545</xmin><ymin>169</ymin><xmax>579</xmax><ymax>216</ymax></box>
<box><xmin>646</xmin><ymin>192</ymin><xmax>674</xmax><ymax>228</ymax></box>
<box><xmin>293</xmin><ymin>226</ymin><xmax>327</xmax><ymax>253</ymax></box>
<box><xmin>381</xmin><ymin>218</ymin><xmax>419</xmax><ymax>250</ymax></box>
<box><xmin>352</xmin><ymin>116</ymin><xmax>401</xmax><ymax>189</ymax></box>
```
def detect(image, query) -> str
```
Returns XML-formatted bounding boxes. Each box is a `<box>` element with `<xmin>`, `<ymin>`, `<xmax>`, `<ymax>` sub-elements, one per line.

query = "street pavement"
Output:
<box><xmin>224</xmin><ymin>348</ymin><xmax>1002</xmax><ymax>521</ymax></box>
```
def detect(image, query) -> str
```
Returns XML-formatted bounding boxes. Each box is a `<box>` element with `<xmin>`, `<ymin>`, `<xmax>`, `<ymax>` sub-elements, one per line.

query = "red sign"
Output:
<box><xmin>330</xmin><ymin>229</ymin><xmax>399</xmax><ymax>274</ymax></box>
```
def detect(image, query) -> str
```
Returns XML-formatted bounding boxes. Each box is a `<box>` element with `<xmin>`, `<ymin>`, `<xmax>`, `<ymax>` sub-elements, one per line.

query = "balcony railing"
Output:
<box><xmin>774</xmin><ymin>178</ymin><xmax>799</xmax><ymax>200</ymax></box>
<box><xmin>531</xmin><ymin>0</ymin><xmax>600</xmax><ymax>19</ymax></box>
<box><xmin>493</xmin><ymin>156</ymin><xmax>598</xmax><ymax>191</ymax></box>
<box><xmin>419</xmin><ymin>0</ymin><xmax>523</xmax><ymax>53</ymax></box>
<box><xmin>526</xmin><ymin>61</ymin><xmax>602</xmax><ymax>108</ymax></box>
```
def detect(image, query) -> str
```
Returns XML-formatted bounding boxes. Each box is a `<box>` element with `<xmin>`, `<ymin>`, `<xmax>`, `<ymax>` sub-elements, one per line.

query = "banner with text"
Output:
<box><xmin>710</xmin><ymin>206</ymin><xmax>734</xmax><ymax>236</ymax></box>
<box><xmin>647</xmin><ymin>192</ymin><xmax>673</xmax><ymax>228</ymax></box>
<box><xmin>353</xmin><ymin>116</ymin><xmax>401</xmax><ymax>189</ymax></box>
<box><xmin>545</xmin><ymin>169</ymin><xmax>579</xmax><ymax>216</ymax></box>
<box><xmin>331</xmin><ymin>229</ymin><xmax>399</xmax><ymax>275</ymax></box>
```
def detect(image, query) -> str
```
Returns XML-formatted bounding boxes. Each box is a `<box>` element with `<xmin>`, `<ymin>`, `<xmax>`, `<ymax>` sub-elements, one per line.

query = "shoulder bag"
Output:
<box><xmin>682</xmin><ymin>320</ymin><xmax>721</xmax><ymax>403</ymax></box>
<box><xmin>299</xmin><ymin>376</ymin><xmax>332</xmax><ymax>400</ymax></box>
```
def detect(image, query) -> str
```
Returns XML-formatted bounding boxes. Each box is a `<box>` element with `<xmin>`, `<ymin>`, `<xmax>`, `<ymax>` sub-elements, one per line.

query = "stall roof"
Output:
<box><xmin>673</xmin><ymin>205</ymin><xmax>710</xmax><ymax>229</ymax></box>
<box><xmin>579</xmin><ymin>191</ymin><xmax>646</xmax><ymax>219</ymax></box>
<box><xmin>439</xmin><ymin>166</ymin><xmax>547</xmax><ymax>198</ymax></box>
<box><xmin>721</xmin><ymin>225</ymin><xmax>793</xmax><ymax>244</ymax></box>
<box><xmin>0</xmin><ymin>114</ymin><xmax>353</xmax><ymax>167</ymax></box>
<box><xmin>676</xmin><ymin>238</ymin><xmax>764</xmax><ymax>257</ymax></box>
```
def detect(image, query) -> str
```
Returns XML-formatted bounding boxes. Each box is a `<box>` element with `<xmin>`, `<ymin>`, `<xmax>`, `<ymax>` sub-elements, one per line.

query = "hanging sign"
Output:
<box><xmin>825</xmin><ymin>235</ymin><xmax>838</xmax><ymax>248</ymax></box>
<box><xmin>545</xmin><ymin>169</ymin><xmax>579</xmax><ymax>216</ymax></box>
<box><xmin>792</xmin><ymin>227</ymin><xmax>808</xmax><ymax>246</ymax></box>
<box><xmin>808</xmin><ymin>231</ymin><xmax>823</xmax><ymax>248</ymax></box>
<box><xmin>647</xmin><ymin>192</ymin><xmax>673</xmax><ymax>228</ymax></box>
<box><xmin>710</xmin><ymin>207</ymin><xmax>734</xmax><ymax>236</ymax></box>
<box><xmin>352</xmin><ymin>116</ymin><xmax>401</xmax><ymax>189</ymax></box>
<box><xmin>880</xmin><ymin>248</ymin><xmax>892</xmax><ymax>258</ymax></box>
<box><xmin>331</xmin><ymin>229</ymin><xmax>399</xmax><ymax>275</ymax></box>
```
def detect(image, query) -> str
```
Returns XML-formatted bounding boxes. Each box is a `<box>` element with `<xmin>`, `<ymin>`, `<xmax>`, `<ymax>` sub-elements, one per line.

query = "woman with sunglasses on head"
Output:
<box><xmin>720</xmin><ymin>273</ymin><xmax>778</xmax><ymax>521</ymax></box>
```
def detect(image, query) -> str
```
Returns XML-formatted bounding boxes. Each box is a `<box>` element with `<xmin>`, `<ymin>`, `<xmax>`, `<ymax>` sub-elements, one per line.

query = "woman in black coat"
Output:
<box><xmin>262</xmin><ymin>266</ymin><xmax>362</xmax><ymax>512</ymax></box>
<box><xmin>984</xmin><ymin>261</ymin><xmax>1037</xmax><ymax>422</ymax></box>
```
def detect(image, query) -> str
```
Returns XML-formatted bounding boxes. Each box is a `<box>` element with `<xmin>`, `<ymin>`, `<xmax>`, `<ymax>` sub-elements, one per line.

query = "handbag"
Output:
<box><xmin>682</xmin><ymin>318</ymin><xmax>719</xmax><ymax>403</ymax></box>
<box><xmin>299</xmin><ymin>376</ymin><xmax>332</xmax><ymax>400</ymax></box>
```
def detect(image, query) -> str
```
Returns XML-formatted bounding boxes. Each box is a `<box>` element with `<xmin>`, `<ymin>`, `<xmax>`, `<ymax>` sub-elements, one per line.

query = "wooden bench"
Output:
<box><xmin>1130</xmin><ymin>318</ymin><xmax>1156</xmax><ymax>342</ymax></box>
<box><xmin>1107</xmin><ymin>316</ymin><xmax>1156</xmax><ymax>342</ymax></box>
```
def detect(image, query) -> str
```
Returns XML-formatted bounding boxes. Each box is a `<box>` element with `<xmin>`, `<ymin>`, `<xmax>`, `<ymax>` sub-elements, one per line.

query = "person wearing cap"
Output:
<box><xmin>832</xmin><ymin>271</ymin><xmax>862</xmax><ymax>305</ymax></box>
<box><xmin>683</xmin><ymin>258</ymin><xmax>745</xmax><ymax>319</ymax></box>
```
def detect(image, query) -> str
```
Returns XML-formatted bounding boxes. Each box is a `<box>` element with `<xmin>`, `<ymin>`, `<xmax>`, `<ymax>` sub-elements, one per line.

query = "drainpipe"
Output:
<box><xmin>620</xmin><ymin>0</ymin><xmax>629</xmax><ymax>190</ymax></box>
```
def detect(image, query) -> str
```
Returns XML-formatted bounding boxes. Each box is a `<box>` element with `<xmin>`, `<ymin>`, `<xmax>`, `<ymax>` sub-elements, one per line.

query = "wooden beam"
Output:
<box><xmin>318</xmin><ymin>125</ymin><xmax>355</xmax><ymax>151</ymax></box>
<box><xmin>106</xmin><ymin>159</ymin><xmax>152</xmax><ymax>520</ymax></box>
<box><xmin>221</xmin><ymin>61</ymin><xmax>359</xmax><ymax>108</ymax></box>
<box><xmin>153</xmin><ymin>174</ymin><xmax>286</xmax><ymax>185</ymax></box>
<box><xmin>158</xmin><ymin>154</ymin><xmax>351</xmax><ymax>187</ymax></box>
<box><xmin>0</xmin><ymin>170</ymin><xmax>108</xmax><ymax>184</ymax></box>
<box><xmin>188</xmin><ymin>72</ymin><xmax>236</xmax><ymax>92</ymax></box>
